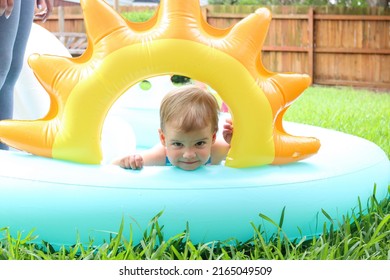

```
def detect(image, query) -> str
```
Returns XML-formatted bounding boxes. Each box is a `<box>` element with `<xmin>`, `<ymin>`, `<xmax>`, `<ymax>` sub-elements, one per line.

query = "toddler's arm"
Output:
<box><xmin>113</xmin><ymin>154</ymin><xmax>144</xmax><ymax>170</ymax></box>
<box><xmin>222</xmin><ymin>118</ymin><xmax>233</xmax><ymax>144</ymax></box>
<box><xmin>112</xmin><ymin>144</ymin><xmax>166</xmax><ymax>170</ymax></box>
<box><xmin>211</xmin><ymin>119</ymin><xmax>233</xmax><ymax>165</ymax></box>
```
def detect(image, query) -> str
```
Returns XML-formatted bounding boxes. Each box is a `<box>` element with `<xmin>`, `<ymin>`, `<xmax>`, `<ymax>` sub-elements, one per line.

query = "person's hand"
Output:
<box><xmin>0</xmin><ymin>0</ymin><xmax>14</xmax><ymax>19</ymax></box>
<box><xmin>117</xmin><ymin>154</ymin><xmax>144</xmax><ymax>170</ymax></box>
<box><xmin>222</xmin><ymin>118</ymin><xmax>233</xmax><ymax>144</ymax></box>
<box><xmin>34</xmin><ymin>0</ymin><xmax>53</xmax><ymax>22</ymax></box>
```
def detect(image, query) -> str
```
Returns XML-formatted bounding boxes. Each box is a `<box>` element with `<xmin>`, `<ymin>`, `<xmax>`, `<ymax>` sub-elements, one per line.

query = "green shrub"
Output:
<box><xmin>121</xmin><ymin>10</ymin><xmax>155</xmax><ymax>22</ymax></box>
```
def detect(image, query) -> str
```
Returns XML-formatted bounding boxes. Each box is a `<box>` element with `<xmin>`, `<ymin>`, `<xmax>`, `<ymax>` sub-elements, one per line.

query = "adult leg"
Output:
<box><xmin>0</xmin><ymin>0</ymin><xmax>35</xmax><ymax>150</ymax></box>
<box><xmin>0</xmin><ymin>0</ymin><xmax>20</xmax><ymax>150</ymax></box>
<box><xmin>0</xmin><ymin>0</ymin><xmax>20</xmax><ymax>90</ymax></box>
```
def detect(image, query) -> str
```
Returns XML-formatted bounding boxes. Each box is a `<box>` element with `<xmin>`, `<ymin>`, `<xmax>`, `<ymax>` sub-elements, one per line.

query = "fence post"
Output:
<box><xmin>114</xmin><ymin>0</ymin><xmax>120</xmax><ymax>11</ymax></box>
<box><xmin>308</xmin><ymin>7</ymin><xmax>314</xmax><ymax>84</ymax></box>
<box><xmin>202</xmin><ymin>6</ymin><xmax>208</xmax><ymax>22</ymax></box>
<box><xmin>58</xmin><ymin>5</ymin><xmax>65</xmax><ymax>33</ymax></box>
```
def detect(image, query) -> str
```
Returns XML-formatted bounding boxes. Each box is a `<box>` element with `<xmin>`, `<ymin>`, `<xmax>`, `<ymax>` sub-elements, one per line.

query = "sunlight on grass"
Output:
<box><xmin>284</xmin><ymin>86</ymin><xmax>390</xmax><ymax>157</ymax></box>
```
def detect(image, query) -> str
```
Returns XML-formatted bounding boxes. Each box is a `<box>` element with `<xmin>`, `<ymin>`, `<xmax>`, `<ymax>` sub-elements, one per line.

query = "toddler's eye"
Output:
<box><xmin>195</xmin><ymin>141</ymin><xmax>206</xmax><ymax>147</ymax></box>
<box><xmin>172</xmin><ymin>142</ymin><xmax>183</xmax><ymax>147</ymax></box>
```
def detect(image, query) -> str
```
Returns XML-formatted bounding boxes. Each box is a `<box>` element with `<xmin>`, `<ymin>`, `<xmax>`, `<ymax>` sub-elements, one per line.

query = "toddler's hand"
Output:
<box><xmin>118</xmin><ymin>154</ymin><xmax>144</xmax><ymax>170</ymax></box>
<box><xmin>222</xmin><ymin>118</ymin><xmax>233</xmax><ymax>144</ymax></box>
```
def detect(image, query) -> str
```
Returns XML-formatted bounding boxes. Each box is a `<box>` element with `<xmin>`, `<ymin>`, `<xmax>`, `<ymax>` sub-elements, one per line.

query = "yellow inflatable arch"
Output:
<box><xmin>0</xmin><ymin>0</ymin><xmax>320</xmax><ymax>168</ymax></box>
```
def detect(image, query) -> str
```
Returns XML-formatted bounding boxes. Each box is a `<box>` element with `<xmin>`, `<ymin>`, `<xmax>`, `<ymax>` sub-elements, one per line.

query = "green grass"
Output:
<box><xmin>1</xmin><ymin>86</ymin><xmax>389</xmax><ymax>260</ymax></box>
<box><xmin>121</xmin><ymin>10</ymin><xmax>156</xmax><ymax>23</ymax></box>
<box><xmin>284</xmin><ymin>86</ymin><xmax>390</xmax><ymax>157</ymax></box>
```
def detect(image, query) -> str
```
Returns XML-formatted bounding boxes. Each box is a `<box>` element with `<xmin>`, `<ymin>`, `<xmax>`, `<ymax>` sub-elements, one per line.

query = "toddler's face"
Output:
<box><xmin>159</xmin><ymin>123</ymin><xmax>216</xmax><ymax>171</ymax></box>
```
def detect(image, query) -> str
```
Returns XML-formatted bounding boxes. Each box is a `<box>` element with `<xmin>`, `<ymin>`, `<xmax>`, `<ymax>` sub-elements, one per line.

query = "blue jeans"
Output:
<box><xmin>0</xmin><ymin>0</ymin><xmax>35</xmax><ymax>150</ymax></box>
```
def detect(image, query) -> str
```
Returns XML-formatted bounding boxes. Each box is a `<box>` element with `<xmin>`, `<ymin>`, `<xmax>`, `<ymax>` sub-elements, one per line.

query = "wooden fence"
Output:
<box><xmin>35</xmin><ymin>5</ymin><xmax>390</xmax><ymax>90</ymax></box>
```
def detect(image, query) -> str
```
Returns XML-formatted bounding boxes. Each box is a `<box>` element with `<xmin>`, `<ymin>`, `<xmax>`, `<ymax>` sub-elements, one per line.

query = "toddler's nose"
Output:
<box><xmin>183</xmin><ymin>148</ymin><xmax>196</xmax><ymax>159</ymax></box>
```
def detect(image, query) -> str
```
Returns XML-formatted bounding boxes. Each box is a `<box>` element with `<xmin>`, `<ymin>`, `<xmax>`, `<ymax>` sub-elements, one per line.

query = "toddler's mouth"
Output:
<box><xmin>181</xmin><ymin>161</ymin><xmax>199</xmax><ymax>165</ymax></box>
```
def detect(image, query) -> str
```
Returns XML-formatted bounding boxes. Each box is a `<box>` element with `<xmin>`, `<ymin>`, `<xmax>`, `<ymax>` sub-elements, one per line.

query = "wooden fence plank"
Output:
<box><xmin>315</xmin><ymin>14</ymin><xmax>390</xmax><ymax>20</ymax></box>
<box><xmin>315</xmin><ymin>48</ymin><xmax>390</xmax><ymax>55</ymax></box>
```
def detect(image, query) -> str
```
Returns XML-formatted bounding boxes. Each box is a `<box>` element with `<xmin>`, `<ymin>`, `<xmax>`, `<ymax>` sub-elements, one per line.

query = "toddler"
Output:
<box><xmin>113</xmin><ymin>85</ymin><xmax>233</xmax><ymax>171</ymax></box>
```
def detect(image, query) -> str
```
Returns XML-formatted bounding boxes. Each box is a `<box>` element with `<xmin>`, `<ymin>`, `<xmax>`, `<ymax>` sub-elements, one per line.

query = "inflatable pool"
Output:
<box><xmin>0</xmin><ymin>0</ymin><xmax>389</xmax><ymax>246</ymax></box>
<box><xmin>0</xmin><ymin>121</ymin><xmax>389</xmax><ymax>246</ymax></box>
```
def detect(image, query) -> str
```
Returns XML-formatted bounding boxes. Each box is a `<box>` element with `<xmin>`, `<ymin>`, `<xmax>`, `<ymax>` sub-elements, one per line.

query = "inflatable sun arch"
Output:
<box><xmin>0</xmin><ymin>0</ymin><xmax>320</xmax><ymax>168</ymax></box>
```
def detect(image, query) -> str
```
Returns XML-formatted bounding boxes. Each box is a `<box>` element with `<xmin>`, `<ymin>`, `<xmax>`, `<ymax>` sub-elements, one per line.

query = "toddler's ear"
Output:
<box><xmin>159</xmin><ymin>129</ymin><xmax>166</xmax><ymax>146</ymax></box>
<box><xmin>212</xmin><ymin>132</ymin><xmax>217</xmax><ymax>144</ymax></box>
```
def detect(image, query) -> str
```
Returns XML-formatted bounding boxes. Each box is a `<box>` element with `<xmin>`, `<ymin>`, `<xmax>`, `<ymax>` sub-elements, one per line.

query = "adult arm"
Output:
<box><xmin>34</xmin><ymin>0</ymin><xmax>53</xmax><ymax>22</ymax></box>
<box><xmin>0</xmin><ymin>0</ymin><xmax>14</xmax><ymax>19</ymax></box>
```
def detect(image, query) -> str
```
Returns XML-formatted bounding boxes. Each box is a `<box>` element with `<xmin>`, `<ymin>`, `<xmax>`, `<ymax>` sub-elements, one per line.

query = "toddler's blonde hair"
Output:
<box><xmin>160</xmin><ymin>85</ymin><xmax>220</xmax><ymax>133</ymax></box>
